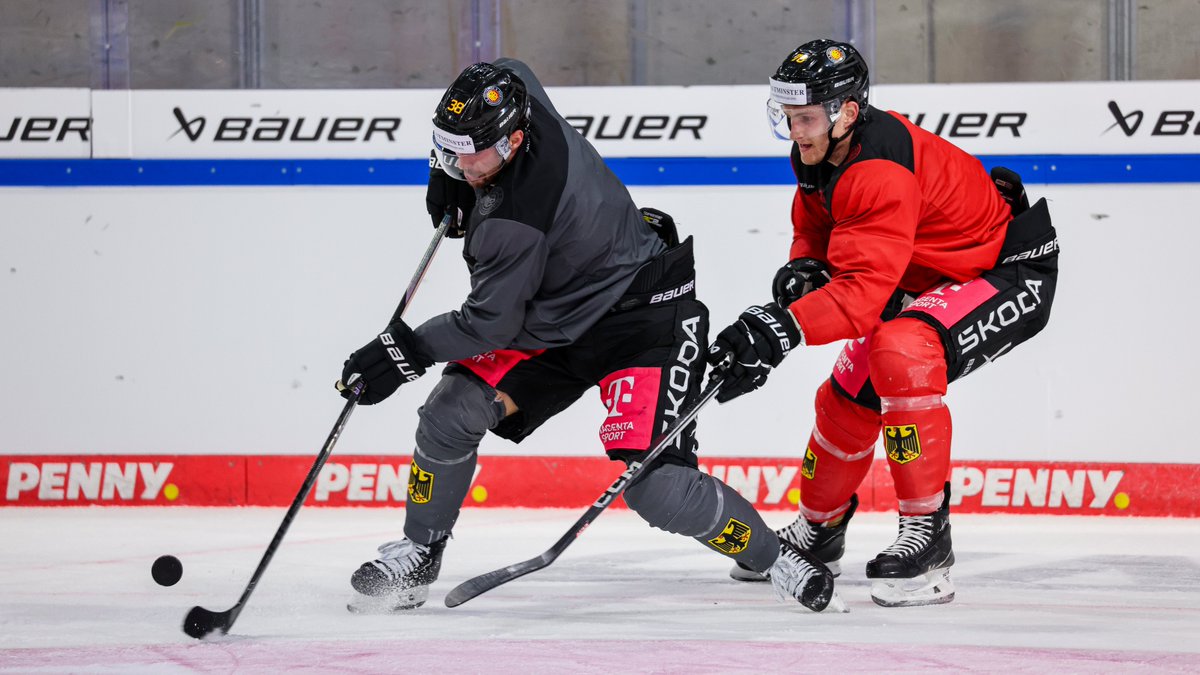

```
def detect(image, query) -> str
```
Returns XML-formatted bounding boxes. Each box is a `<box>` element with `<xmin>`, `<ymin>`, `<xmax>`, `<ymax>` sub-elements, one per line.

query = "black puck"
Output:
<box><xmin>152</xmin><ymin>555</ymin><xmax>183</xmax><ymax>587</ymax></box>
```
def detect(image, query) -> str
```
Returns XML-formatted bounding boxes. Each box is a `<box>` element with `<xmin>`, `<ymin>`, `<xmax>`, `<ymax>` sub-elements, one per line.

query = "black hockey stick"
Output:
<box><xmin>444</xmin><ymin>368</ymin><xmax>726</xmax><ymax>607</ymax></box>
<box><xmin>183</xmin><ymin>217</ymin><xmax>450</xmax><ymax>639</ymax></box>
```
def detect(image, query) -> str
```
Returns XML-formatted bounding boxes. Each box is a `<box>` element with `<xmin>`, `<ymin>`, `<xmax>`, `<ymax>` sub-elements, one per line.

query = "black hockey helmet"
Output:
<box><xmin>767</xmin><ymin>39</ymin><xmax>870</xmax><ymax>141</ymax></box>
<box><xmin>432</xmin><ymin>63</ymin><xmax>530</xmax><ymax>182</ymax></box>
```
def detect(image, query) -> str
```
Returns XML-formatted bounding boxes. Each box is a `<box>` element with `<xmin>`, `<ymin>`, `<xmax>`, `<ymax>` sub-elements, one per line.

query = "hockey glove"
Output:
<box><xmin>339</xmin><ymin>320</ymin><xmax>433</xmax><ymax>405</ymax></box>
<box><xmin>991</xmin><ymin>165</ymin><xmax>1030</xmax><ymax>217</ymax></box>
<box><xmin>772</xmin><ymin>258</ymin><xmax>831</xmax><ymax>306</ymax></box>
<box><xmin>426</xmin><ymin>150</ymin><xmax>476</xmax><ymax>238</ymax></box>
<box><xmin>706</xmin><ymin>302</ymin><xmax>802</xmax><ymax>403</ymax></box>
<box><xmin>640</xmin><ymin>207</ymin><xmax>680</xmax><ymax>248</ymax></box>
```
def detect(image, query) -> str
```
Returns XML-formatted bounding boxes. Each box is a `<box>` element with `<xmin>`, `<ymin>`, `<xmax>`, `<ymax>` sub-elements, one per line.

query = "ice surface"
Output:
<box><xmin>3</xmin><ymin>507</ymin><xmax>1199</xmax><ymax>672</ymax></box>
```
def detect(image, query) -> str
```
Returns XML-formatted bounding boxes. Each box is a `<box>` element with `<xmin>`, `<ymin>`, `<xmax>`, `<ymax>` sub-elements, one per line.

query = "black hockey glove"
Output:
<box><xmin>426</xmin><ymin>150</ymin><xmax>476</xmax><ymax>238</ymax></box>
<box><xmin>705</xmin><ymin>302</ymin><xmax>802</xmax><ymax>403</ymax></box>
<box><xmin>772</xmin><ymin>257</ymin><xmax>831</xmax><ymax>306</ymax></box>
<box><xmin>640</xmin><ymin>206</ymin><xmax>680</xmax><ymax>247</ymax></box>
<box><xmin>338</xmin><ymin>320</ymin><xmax>433</xmax><ymax>405</ymax></box>
<box><xmin>991</xmin><ymin>165</ymin><xmax>1030</xmax><ymax>217</ymax></box>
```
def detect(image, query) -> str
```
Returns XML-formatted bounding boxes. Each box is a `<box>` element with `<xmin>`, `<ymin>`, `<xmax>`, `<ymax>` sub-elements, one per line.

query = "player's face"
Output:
<box><xmin>784</xmin><ymin>104</ymin><xmax>835</xmax><ymax>165</ymax></box>
<box><xmin>439</xmin><ymin>130</ymin><xmax>525</xmax><ymax>189</ymax></box>
<box><xmin>456</xmin><ymin>146</ymin><xmax>508</xmax><ymax>188</ymax></box>
<box><xmin>785</xmin><ymin>101</ymin><xmax>859</xmax><ymax>166</ymax></box>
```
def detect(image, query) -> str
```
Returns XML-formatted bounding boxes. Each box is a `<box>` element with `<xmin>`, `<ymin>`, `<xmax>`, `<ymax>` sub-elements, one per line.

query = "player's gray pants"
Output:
<box><xmin>625</xmin><ymin>463</ymin><xmax>780</xmax><ymax>572</ymax></box>
<box><xmin>403</xmin><ymin>372</ymin><xmax>506</xmax><ymax>544</ymax></box>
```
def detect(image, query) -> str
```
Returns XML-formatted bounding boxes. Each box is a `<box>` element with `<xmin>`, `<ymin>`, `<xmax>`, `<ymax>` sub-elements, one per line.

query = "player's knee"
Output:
<box><xmin>868</xmin><ymin>319</ymin><xmax>948</xmax><ymax>399</ymax></box>
<box><xmin>624</xmin><ymin>464</ymin><xmax>716</xmax><ymax>537</ymax></box>
<box><xmin>815</xmin><ymin>380</ymin><xmax>880</xmax><ymax>450</ymax></box>
<box><xmin>416</xmin><ymin>372</ymin><xmax>504</xmax><ymax>460</ymax></box>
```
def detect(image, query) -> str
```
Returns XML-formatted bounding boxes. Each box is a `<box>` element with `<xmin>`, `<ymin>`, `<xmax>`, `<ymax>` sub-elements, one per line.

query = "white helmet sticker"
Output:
<box><xmin>769</xmin><ymin>78</ymin><xmax>810</xmax><ymax>105</ymax></box>
<box><xmin>495</xmin><ymin>134</ymin><xmax>512</xmax><ymax>161</ymax></box>
<box><xmin>432</xmin><ymin>127</ymin><xmax>476</xmax><ymax>154</ymax></box>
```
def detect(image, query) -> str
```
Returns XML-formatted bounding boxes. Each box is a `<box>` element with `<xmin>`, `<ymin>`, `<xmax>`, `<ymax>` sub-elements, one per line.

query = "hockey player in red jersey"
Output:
<box><xmin>708</xmin><ymin>39</ymin><xmax>1059</xmax><ymax>607</ymax></box>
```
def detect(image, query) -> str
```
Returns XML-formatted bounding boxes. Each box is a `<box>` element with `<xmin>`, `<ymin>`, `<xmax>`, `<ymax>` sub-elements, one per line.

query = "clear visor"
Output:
<box><xmin>766</xmin><ymin>98</ymin><xmax>842</xmax><ymax>141</ymax></box>
<box><xmin>433</xmin><ymin>133</ymin><xmax>513</xmax><ymax>185</ymax></box>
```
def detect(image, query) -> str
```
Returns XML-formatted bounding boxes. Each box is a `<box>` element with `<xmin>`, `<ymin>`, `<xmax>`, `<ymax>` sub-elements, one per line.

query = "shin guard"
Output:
<box><xmin>871</xmin><ymin>319</ymin><xmax>952</xmax><ymax>515</ymax></box>
<box><xmin>881</xmin><ymin>400</ymin><xmax>952</xmax><ymax>514</ymax></box>
<box><xmin>798</xmin><ymin>380</ymin><xmax>880</xmax><ymax>522</ymax></box>
<box><xmin>624</xmin><ymin>463</ymin><xmax>779</xmax><ymax>572</ymax></box>
<box><xmin>403</xmin><ymin>373</ymin><xmax>506</xmax><ymax>544</ymax></box>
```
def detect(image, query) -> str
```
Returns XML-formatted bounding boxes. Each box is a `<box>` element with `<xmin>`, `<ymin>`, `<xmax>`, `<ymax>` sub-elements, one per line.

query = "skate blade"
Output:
<box><xmin>346</xmin><ymin>585</ymin><xmax>430</xmax><ymax>614</ymax></box>
<box><xmin>729</xmin><ymin>565</ymin><xmax>769</xmax><ymax>582</ymax></box>
<box><xmin>823</xmin><ymin>590</ymin><xmax>850</xmax><ymax>613</ymax></box>
<box><xmin>870</xmin><ymin>567</ymin><xmax>954</xmax><ymax>608</ymax></box>
<box><xmin>731</xmin><ymin>559</ymin><xmax>841</xmax><ymax>583</ymax></box>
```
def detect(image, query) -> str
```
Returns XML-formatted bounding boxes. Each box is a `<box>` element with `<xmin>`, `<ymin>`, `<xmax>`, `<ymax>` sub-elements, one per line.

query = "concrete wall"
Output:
<box><xmin>3</xmin><ymin>0</ymin><xmax>1199</xmax><ymax>88</ymax></box>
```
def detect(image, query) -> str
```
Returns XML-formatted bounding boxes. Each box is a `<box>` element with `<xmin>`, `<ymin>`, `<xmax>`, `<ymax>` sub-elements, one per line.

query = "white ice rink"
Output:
<box><xmin>3</xmin><ymin>507</ymin><xmax>1199</xmax><ymax>673</ymax></box>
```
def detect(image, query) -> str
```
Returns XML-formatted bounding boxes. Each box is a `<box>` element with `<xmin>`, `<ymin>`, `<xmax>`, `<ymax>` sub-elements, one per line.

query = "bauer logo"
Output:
<box><xmin>1104</xmin><ymin>100</ymin><xmax>1200</xmax><ymax>137</ymax></box>
<box><xmin>649</xmin><ymin>279</ymin><xmax>695</xmax><ymax>304</ymax></box>
<box><xmin>0</xmin><ymin>116</ymin><xmax>91</xmax><ymax>143</ymax></box>
<box><xmin>169</xmin><ymin>107</ymin><xmax>402</xmax><ymax>143</ymax></box>
<box><xmin>899</xmin><ymin>111</ymin><xmax>1027</xmax><ymax>138</ymax></box>
<box><xmin>4</xmin><ymin>461</ymin><xmax>173</xmax><ymax>502</ymax></box>
<box><xmin>565</xmin><ymin>115</ymin><xmax>707</xmax><ymax>141</ymax></box>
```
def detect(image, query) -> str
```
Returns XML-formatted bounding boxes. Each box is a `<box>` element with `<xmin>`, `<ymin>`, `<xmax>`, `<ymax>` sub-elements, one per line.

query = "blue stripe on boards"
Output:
<box><xmin>0</xmin><ymin>159</ymin><xmax>427</xmax><ymax>187</ymax></box>
<box><xmin>2</xmin><ymin>155</ymin><xmax>1200</xmax><ymax>187</ymax></box>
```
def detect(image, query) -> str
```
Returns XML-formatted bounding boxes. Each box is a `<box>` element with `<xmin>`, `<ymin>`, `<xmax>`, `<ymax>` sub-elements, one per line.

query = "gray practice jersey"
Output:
<box><xmin>414</xmin><ymin>58</ymin><xmax>665</xmax><ymax>363</ymax></box>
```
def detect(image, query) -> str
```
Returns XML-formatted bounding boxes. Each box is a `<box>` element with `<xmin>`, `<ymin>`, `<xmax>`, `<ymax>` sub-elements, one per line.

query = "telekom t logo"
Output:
<box><xmin>604</xmin><ymin>376</ymin><xmax>636</xmax><ymax>417</ymax></box>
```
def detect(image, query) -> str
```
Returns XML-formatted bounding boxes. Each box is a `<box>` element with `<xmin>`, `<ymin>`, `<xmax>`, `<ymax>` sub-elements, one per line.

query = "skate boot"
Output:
<box><xmin>866</xmin><ymin>484</ymin><xmax>955</xmax><ymax>607</ymax></box>
<box><xmin>347</xmin><ymin>536</ymin><xmax>447</xmax><ymax>613</ymax></box>
<box><xmin>730</xmin><ymin>494</ymin><xmax>858</xmax><ymax>582</ymax></box>
<box><xmin>767</xmin><ymin>539</ymin><xmax>846</xmax><ymax>612</ymax></box>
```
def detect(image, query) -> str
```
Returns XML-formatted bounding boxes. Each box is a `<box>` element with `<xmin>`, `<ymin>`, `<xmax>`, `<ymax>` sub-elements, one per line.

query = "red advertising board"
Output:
<box><xmin>3</xmin><ymin>455</ymin><xmax>1198</xmax><ymax>516</ymax></box>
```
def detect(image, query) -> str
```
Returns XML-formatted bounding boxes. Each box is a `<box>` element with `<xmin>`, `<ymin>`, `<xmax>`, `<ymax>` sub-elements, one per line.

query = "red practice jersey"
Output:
<box><xmin>787</xmin><ymin>107</ymin><xmax>1011</xmax><ymax>345</ymax></box>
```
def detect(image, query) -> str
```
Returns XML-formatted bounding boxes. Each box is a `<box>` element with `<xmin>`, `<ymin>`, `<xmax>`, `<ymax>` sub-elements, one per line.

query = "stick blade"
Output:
<box><xmin>183</xmin><ymin>605</ymin><xmax>232</xmax><ymax>639</ymax></box>
<box><xmin>444</xmin><ymin>556</ymin><xmax>550</xmax><ymax>608</ymax></box>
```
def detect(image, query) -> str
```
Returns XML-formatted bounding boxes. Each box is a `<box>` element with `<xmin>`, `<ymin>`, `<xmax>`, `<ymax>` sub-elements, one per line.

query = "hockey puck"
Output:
<box><xmin>152</xmin><ymin>555</ymin><xmax>183</xmax><ymax>587</ymax></box>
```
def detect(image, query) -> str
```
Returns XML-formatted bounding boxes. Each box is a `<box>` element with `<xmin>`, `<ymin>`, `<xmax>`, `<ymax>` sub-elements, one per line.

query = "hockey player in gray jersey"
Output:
<box><xmin>337</xmin><ymin>59</ymin><xmax>841</xmax><ymax>613</ymax></box>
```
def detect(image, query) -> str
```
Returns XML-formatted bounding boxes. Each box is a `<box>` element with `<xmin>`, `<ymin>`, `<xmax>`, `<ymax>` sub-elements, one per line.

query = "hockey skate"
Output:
<box><xmin>730</xmin><ymin>494</ymin><xmax>858</xmax><ymax>582</ymax></box>
<box><xmin>347</xmin><ymin>537</ymin><xmax>447</xmax><ymax>613</ymax></box>
<box><xmin>767</xmin><ymin>539</ymin><xmax>846</xmax><ymax>612</ymax></box>
<box><xmin>866</xmin><ymin>485</ymin><xmax>955</xmax><ymax>608</ymax></box>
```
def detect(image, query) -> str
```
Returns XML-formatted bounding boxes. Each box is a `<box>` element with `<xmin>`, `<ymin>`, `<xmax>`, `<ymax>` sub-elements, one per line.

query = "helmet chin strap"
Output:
<box><xmin>467</xmin><ymin>134</ymin><xmax>526</xmax><ymax>187</ymax></box>
<box><xmin>818</xmin><ymin>104</ymin><xmax>862</xmax><ymax>165</ymax></box>
<box><xmin>819</xmin><ymin>126</ymin><xmax>850</xmax><ymax>164</ymax></box>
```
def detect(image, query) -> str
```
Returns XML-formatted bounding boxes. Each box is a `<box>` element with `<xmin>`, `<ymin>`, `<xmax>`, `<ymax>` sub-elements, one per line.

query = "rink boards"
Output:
<box><xmin>4</xmin><ymin>454</ymin><xmax>1199</xmax><ymax>516</ymax></box>
<box><xmin>3</xmin><ymin>81</ymin><xmax>1200</xmax><ymax>519</ymax></box>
